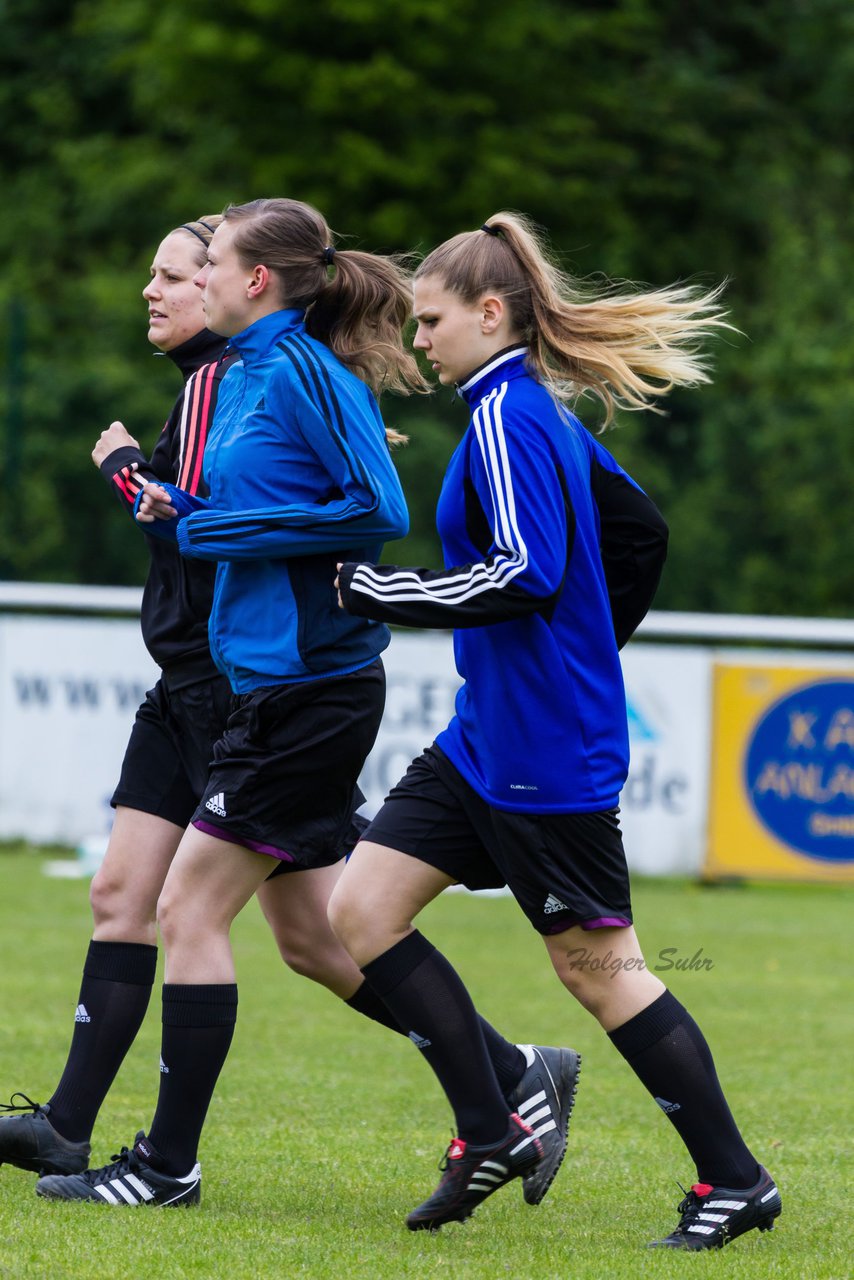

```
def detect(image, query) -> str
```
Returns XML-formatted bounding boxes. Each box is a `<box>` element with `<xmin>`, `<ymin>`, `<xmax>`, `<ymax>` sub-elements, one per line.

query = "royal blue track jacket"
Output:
<box><xmin>138</xmin><ymin>310</ymin><xmax>409</xmax><ymax>692</ymax></box>
<box><xmin>339</xmin><ymin>347</ymin><xmax>668</xmax><ymax>813</ymax></box>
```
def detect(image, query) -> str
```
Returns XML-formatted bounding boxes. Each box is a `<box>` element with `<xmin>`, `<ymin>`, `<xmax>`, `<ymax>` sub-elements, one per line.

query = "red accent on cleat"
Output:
<box><xmin>692</xmin><ymin>1183</ymin><xmax>714</xmax><ymax>1196</ymax></box>
<box><xmin>406</xmin><ymin>1115</ymin><xmax>543</xmax><ymax>1231</ymax></box>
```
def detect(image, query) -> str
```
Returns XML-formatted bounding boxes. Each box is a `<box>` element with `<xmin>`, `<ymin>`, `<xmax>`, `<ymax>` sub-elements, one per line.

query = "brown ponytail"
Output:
<box><xmin>223</xmin><ymin>199</ymin><xmax>427</xmax><ymax>432</ymax></box>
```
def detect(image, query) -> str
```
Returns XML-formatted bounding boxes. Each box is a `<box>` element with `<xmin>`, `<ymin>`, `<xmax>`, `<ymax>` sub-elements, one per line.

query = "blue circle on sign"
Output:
<box><xmin>744</xmin><ymin>679</ymin><xmax>854</xmax><ymax>863</ymax></box>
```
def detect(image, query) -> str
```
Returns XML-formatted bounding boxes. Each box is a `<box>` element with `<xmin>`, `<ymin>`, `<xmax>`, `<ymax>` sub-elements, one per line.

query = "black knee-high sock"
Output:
<box><xmin>147</xmin><ymin>984</ymin><xmax>238</xmax><ymax>1176</ymax></box>
<box><xmin>47</xmin><ymin>941</ymin><xmax>158</xmax><ymax>1143</ymax></box>
<box><xmin>479</xmin><ymin>1021</ymin><xmax>527</xmax><ymax>1096</ymax></box>
<box><xmin>344</xmin><ymin>980</ymin><xmax>404</xmax><ymax>1033</ymax></box>
<box><xmin>608</xmin><ymin>990</ymin><xmax>759</xmax><ymax>1188</ymax></box>
<box><xmin>345</xmin><ymin>979</ymin><xmax>527</xmax><ymax>1096</ymax></box>
<box><xmin>361</xmin><ymin>932</ymin><xmax>510</xmax><ymax>1145</ymax></box>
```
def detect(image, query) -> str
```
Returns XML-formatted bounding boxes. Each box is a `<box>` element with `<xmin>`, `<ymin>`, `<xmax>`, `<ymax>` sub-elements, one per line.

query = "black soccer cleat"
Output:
<box><xmin>506</xmin><ymin>1045</ymin><xmax>581</xmax><ymax>1206</ymax></box>
<box><xmin>649</xmin><ymin>1165</ymin><xmax>781</xmax><ymax>1250</ymax></box>
<box><xmin>35</xmin><ymin>1132</ymin><xmax>200</xmax><ymax>1207</ymax></box>
<box><xmin>0</xmin><ymin>1094</ymin><xmax>90</xmax><ymax>1176</ymax></box>
<box><xmin>406</xmin><ymin>1113</ymin><xmax>542</xmax><ymax>1232</ymax></box>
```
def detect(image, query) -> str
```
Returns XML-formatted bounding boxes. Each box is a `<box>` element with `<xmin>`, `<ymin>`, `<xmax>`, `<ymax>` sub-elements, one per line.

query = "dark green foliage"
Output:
<box><xmin>0</xmin><ymin>0</ymin><xmax>850</xmax><ymax>613</ymax></box>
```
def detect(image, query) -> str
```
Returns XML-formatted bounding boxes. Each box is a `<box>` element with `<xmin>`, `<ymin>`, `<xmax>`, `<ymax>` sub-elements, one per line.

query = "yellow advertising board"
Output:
<box><xmin>706</xmin><ymin>663</ymin><xmax>854</xmax><ymax>881</ymax></box>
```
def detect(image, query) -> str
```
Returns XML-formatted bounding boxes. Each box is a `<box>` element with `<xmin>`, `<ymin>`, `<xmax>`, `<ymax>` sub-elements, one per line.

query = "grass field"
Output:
<box><xmin>0</xmin><ymin>845</ymin><xmax>850</xmax><ymax>1279</ymax></box>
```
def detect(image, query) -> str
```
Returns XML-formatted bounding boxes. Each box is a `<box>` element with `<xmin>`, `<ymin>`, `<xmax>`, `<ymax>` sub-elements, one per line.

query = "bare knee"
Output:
<box><xmin>276</xmin><ymin>939</ymin><xmax>320</xmax><ymax>980</ymax></box>
<box><xmin>548</xmin><ymin>943</ymin><xmax>666</xmax><ymax>1028</ymax></box>
<box><xmin>327</xmin><ymin>842</ymin><xmax>448</xmax><ymax>967</ymax></box>
<box><xmin>327</xmin><ymin>884</ymin><xmax>406</xmax><ymax>968</ymax></box>
<box><xmin>155</xmin><ymin>879</ymin><xmax>191</xmax><ymax>953</ymax></box>
<box><xmin>273</xmin><ymin>928</ymin><xmax>361</xmax><ymax>994</ymax></box>
<box><xmin>326</xmin><ymin>887</ymin><xmax>367</xmax><ymax>954</ymax></box>
<box><xmin>156</xmin><ymin>871</ymin><xmax>239</xmax><ymax>959</ymax></box>
<box><xmin>88</xmin><ymin>810</ymin><xmax>180</xmax><ymax>944</ymax></box>
<box><xmin>271</xmin><ymin>922</ymin><xmax>329</xmax><ymax>980</ymax></box>
<box><xmin>90</xmin><ymin>860</ymin><xmax>157</xmax><ymax>941</ymax></box>
<box><xmin>548</xmin><ymin>951</ymin><xmax>613</xmax><ymax>1019</ymax></box>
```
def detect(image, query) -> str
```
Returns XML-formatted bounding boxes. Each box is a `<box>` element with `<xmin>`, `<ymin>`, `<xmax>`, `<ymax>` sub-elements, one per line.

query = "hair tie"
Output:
<box><xmin>480</xmin><ymin>223</ymin><xmax>501</xmax><ymax>237</ymax></box>
<box><xmin>197</xmin><ymin>218</ymin><xmax>218</xmax><ymax>235</ymax></box>
<box><xmin>322</xmin><ymin>246</ymin><xmax>336</xmax><ymax>265</ymax></box>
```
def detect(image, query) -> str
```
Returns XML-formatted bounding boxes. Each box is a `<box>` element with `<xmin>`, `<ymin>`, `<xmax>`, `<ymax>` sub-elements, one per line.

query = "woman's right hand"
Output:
<box><xmin>136</xmin><ymin>482</ymin><xmax>178</xmax><ymax>523</ymax></box>
<box><xmin>92</xmin><ymin>420</ymin><xmax>140</xmax><ymax>467</ymax></box>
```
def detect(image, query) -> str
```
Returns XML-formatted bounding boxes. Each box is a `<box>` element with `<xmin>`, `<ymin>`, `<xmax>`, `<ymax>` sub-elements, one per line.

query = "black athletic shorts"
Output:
<box><xmin>192</xmin><ymin>658</ymin><xmax>385</xmax><ymax>873</ymax></box>
<box><xmin>361</xmin><ymin>744</ymin><xmax>633</xmax><ymax>936</ymax></box>
<box><xmin>111</xmin><ymin>672</ymin><xmax>233</xmax><ymax>828</ymax></box>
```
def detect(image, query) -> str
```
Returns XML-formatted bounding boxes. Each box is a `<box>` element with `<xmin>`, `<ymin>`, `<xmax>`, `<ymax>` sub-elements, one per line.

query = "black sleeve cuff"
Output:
<box><xmin>98</xmin><ymin>446</ymin><xmax>149</xmax><ymax>483</ymax></box>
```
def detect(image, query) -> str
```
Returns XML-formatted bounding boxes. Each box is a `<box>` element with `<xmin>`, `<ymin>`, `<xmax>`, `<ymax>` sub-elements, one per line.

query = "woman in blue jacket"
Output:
<box><xmin>329</xmin><ymin>213</ymin><xmax>781</xmax><ymax>1250</ymax></box>
<box><xmin>34</xmin><ymin>200</ymin><xmax>577</xmax><ymax>1210</ymax></box>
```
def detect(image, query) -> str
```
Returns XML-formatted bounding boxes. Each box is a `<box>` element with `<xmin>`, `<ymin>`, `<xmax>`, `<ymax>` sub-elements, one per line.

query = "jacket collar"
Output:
<box><xmin>163</xmin><ymin>328</ymin><xmax>228</xmax><ymax>382</ymax></box>
<box><xmin>457</xmin><ymin>345</ymin><xmax>529</xmax><ymax>405</ymax></box>
<box><xmin>227</xmin><ymin>309</ymin><xmax>306</xmax><ymax>363</ymax></box>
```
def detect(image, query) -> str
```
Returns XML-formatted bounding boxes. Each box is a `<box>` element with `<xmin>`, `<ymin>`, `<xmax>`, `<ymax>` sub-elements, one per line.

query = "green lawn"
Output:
<box><xmin>0</xmin><ymin>847</ymin><xmax>850</xmax><ymax>1279</ymax></box>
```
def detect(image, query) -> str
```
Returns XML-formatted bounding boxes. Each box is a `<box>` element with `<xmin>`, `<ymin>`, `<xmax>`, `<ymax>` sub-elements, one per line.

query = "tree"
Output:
<box><xmin>0</xmin><ymin>0</ymin><xmax>851</xmax><ymax>615</ymax></box>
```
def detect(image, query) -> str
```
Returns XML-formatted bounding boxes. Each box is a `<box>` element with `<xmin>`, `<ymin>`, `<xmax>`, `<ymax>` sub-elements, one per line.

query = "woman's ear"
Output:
<box><xmin>480</xmin><ymin>294</ymin><xmax>505</xmax><ymax>335</ymax></box>
<box><xmin>247</xmin><ymin>264</ymin><xmax>271</xmax><ymax>299</ymax></box>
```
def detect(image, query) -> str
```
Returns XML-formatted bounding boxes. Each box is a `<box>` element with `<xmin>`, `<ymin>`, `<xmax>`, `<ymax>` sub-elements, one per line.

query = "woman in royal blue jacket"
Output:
<box><xmin>329</xmin><ymin>213</ymin><xmax>781</xmax><ymax>1250</ymax></box>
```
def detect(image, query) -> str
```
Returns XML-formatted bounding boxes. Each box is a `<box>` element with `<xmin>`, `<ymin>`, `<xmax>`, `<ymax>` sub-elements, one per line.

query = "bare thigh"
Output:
<box><xmin>327</xmin><ymin>841</ymin><xmax>456</xmax><ymax>968</ymax></box>
<box><xmin>157</xmin><ymin>826</ymin><xmax>274</xmax><ymax>984</ymax></box>
<box><xmin>543</xmin><ymin>923</ymin><xmax>666</xmax><ymax>1030</ymax></box>
<box><xmin>90</xmin><ymin>806</ymin><xmax>184</xmax><ymax>944</ymax></box>
<box><xmin>257</xmin><ymin>860</ymin><xmax>366</xmax><ymax>998</ymax></box>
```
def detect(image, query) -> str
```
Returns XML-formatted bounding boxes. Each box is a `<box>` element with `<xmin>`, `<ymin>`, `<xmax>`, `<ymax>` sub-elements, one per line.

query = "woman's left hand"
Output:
<box><xmin>335</xmin><ymin>563</ymin><xmax>344</xmax><ymax>609</ymax></box>
<box><xmin>136</xmin><ymin>482</ymin><xmax>178</xmax><ymax>523</ymax></box>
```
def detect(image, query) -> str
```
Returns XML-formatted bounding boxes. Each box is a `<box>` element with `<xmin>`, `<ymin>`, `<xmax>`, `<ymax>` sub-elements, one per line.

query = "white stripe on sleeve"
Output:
<box><xmin>348</xmin><ymin>382</ymin><xmax>529</xmax><ymax>608</ymax></box>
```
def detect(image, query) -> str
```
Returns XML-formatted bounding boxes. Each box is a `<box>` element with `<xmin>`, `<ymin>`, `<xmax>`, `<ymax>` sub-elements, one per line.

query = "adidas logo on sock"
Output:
<box><xmin>74</xmin><ymin>1004</ymin><xmax>91</xmax><ymax>1023</ymax></box>
<box><xmin>543</xmin><ymin>893</ymin><xmax>568</xmax><ymax>914</ymax></box>
<box><xmin>160</xmin><ymin>1056</ymin><xmax>169</xmax><ymax>1074</ymax></box>
<box><xmin>205</xmin><ymin>792</ymin><xmax>227</xmax><ymax>817</ymax></box>
<box><xmin>655</xmin><ymin>1096</ymin><xmax>681</xmax><ymax>1114</ymax></box>
<box><xmin>408</xmin><ymin>1030</ymin><xmax>432</xmax><ymax>1050</ymax></box>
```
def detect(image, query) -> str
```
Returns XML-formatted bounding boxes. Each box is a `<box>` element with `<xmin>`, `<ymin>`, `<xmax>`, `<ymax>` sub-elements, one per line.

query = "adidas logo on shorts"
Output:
<box><xmin>543</xmin><ymin>894</ymin><xmax>569</xmax><ymax>914</ymax></box>
<box><xmin>205</xmin><ymin>792</ymin><xmax>227</xmax><ymax>817</ymax></box>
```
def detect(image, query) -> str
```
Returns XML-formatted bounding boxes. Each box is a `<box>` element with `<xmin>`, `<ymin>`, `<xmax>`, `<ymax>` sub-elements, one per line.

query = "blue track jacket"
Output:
<box><xmin>138</xmin><ymin>310</ymin><xmax>409</xmax><ymax>692</ymax></box>
<box><xmin>339</xmin><ymin>347</ymin><xmax>668</xmax><ymax>813</ymax></box>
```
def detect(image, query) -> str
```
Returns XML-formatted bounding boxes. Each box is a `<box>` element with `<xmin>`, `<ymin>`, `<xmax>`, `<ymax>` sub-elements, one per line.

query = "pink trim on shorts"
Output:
<box><xmin>542</xmin><ymin>913</ymin><xmax>632</xmax><ymax>936</ymax></box>
<box><xmin>192</xmin><ymin>818</ymin><xmax>295</xmax><ymax>862</ymax></box>
<box><xmin>582</xmin><ymin>916</ymin><xmax>631</xmax><ymax>930</ymax></box>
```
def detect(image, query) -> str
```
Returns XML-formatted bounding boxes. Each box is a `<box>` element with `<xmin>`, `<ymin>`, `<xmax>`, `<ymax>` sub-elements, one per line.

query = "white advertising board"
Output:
<box><xmin>0</xmin><ymin>616</ymin><xmax>709</xmax><ymax>874</ymax></box>
<box><xmin>618</xmin><ymin>644</ymin><xmax>710</xmax><ymax>875</ymax></box>
<box><xmin>0</xmin><ymin>616</ymin><xmax>158</xmax><ymax>843</ymax></box>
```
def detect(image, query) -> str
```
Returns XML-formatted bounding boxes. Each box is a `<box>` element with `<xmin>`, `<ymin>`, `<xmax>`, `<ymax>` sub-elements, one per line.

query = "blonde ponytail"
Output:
<box><xmin>417</xmin><ymin>212</ymin><xmax>733</xmax><ymax>425</ymax></box>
